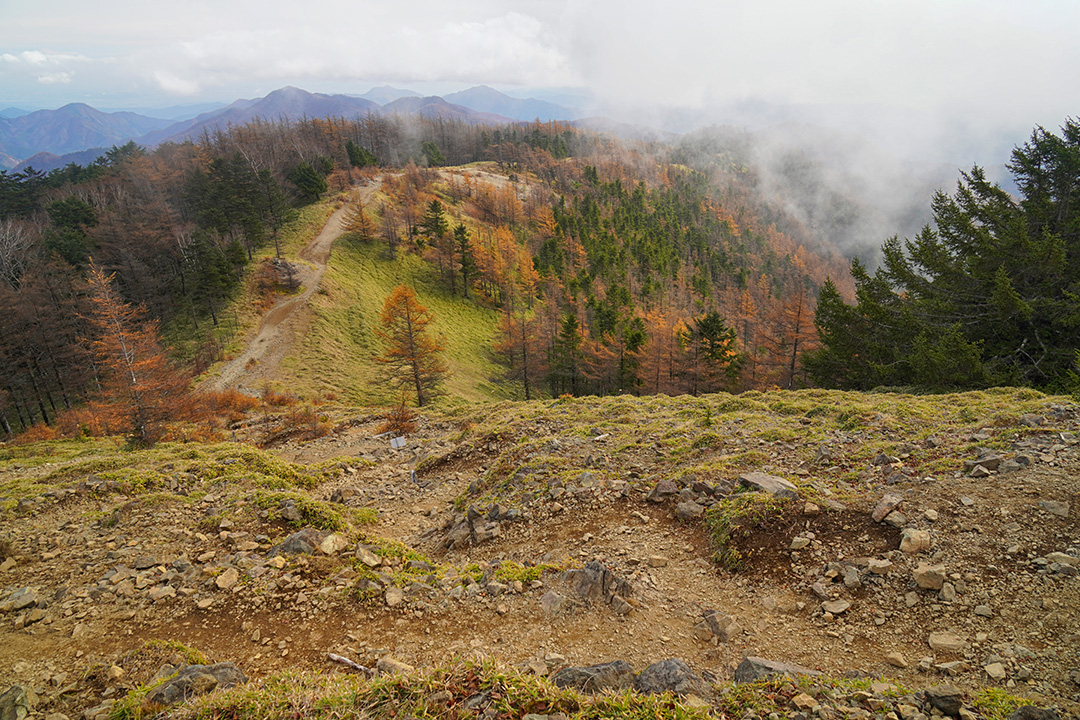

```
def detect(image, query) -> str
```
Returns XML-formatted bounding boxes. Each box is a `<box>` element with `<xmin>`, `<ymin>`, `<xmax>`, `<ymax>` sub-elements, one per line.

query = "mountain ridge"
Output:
<box><xmin>0</xmin><ymin>86</ymin><xmax>583</xmax><ymax>168</ymax></box>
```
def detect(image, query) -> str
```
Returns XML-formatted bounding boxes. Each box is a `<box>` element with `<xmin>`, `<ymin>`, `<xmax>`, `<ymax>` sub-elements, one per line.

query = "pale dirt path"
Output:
<box><xmin>204</xmin><ymin>178</ymin><xmax>381</xmax><ymax>394</ymax></box>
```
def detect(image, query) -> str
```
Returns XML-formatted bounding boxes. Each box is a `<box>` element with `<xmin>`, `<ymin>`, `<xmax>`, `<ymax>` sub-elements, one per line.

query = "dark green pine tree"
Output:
<box><xmin>454</xmin><ymin>224</ymin><xmax>476</xmax><ymax>298</ymax></box>
<box><xmin>806</xmin><ymin>119</ymin><xmax>1080</xmax><ymax>390</ymax></box>
<box><xmin>548</xmin><ymin>313</ymin><xmax>584</xmax><ymax>396</ymax></box>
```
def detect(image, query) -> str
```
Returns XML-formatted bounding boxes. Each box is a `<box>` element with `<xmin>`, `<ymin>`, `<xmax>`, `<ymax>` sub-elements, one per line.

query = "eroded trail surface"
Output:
<box><xmin>2</xmin><ymin>393</ymin><xmax>1079</xmax><ymax>719</ymax></box>
<box><xmin>206</xmin><ymin>178</ymin><xmax>381</xmax><ymax>394</ymax></box>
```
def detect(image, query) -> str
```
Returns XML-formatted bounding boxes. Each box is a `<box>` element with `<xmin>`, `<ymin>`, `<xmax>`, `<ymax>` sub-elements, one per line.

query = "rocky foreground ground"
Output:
<box><xmin>0</xmin><ymin>388</ymin><xmax>1077</xmax><ymax>719</ymax></box>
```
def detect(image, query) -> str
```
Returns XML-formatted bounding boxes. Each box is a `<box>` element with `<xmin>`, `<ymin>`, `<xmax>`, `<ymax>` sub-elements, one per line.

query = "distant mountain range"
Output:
<box><xmin>1</xmin><ymin>85</ymin><xmax>584</xmax><ymax>171</ymax></box>
<box><xmin>0</xmin><ymin>104</ymin><xmax>172</xmax><ymax>168</ymax></box>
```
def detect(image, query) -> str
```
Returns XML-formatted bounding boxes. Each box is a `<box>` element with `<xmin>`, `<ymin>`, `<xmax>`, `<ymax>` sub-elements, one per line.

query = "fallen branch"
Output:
<box><xmin>328</xmin><ymin>653</ymin><xmax>374</xmax><ymax>676</ymax></box>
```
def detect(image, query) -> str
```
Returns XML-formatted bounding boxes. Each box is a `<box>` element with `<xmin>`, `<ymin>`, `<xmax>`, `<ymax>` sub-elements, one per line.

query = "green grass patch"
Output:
<box><xmin>252</xmin><ymin>490</ymin><xmax>349</xmax><ymax>528</ymax></box>
<box><xmin>972</xmin><ymin>688</ymin><xmax>1035</xmax><ymax>720</ymax></box>
<box><xmin>282</xmin><ymin>239</ymin><xmax>510</xmax><ymax>406</ymax></box>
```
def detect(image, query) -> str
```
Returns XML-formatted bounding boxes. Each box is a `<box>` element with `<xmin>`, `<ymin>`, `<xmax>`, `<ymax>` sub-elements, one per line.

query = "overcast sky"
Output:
<box><xmin>2</xmin><ymin>0</ymin><xmax>1077</xmax><ymax>141</ymax></box>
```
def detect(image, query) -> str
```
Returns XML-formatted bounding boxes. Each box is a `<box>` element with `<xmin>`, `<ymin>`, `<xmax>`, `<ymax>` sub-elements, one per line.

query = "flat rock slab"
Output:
<box><xmin>734</xmin><ymin>657</ymin><xmax>821</xmax><ymax>683</ymax></box>
<box><xmin>928</xmin><ymin>631</ymin><xmax>968</xmax><ymax>653</ymax></box>
<box><xmin>551</xmin><ymin>660</ymin><xmax>636</xmax><ymax>693</ymax></box>
<box><xmin>737</xmin><ymin>472</ymin><xmax>799</xmax><ymax>499</ymax></box>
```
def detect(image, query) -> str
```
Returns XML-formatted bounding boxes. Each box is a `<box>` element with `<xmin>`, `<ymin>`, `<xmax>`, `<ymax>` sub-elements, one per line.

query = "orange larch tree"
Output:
<box><xmin>374</xmin><ymin>285</ymin><xmax>448</xmax><ymax>407</ymax></box>
<box><xmin>83</xmin><ymin>261</ymin><xmax>193</xmax><ymax>444</ymax></box>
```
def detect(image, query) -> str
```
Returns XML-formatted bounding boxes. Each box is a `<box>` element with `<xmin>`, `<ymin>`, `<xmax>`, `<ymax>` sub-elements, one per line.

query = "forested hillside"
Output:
<box><xmin>0</xmin><ymin>113</ymin><xmax>851</xmax><ymax>436</ymax></box>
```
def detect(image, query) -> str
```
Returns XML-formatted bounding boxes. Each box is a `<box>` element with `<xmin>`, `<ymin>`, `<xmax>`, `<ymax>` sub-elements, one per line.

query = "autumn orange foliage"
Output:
<box><xmin>81</xmin><ymin>261</ymin><xmax>196</xmax><ymax>445</ymax></box>
<box><xmin>375</xmin><ymin>285</ymin><xmax>448</xmax><ymax>407</ymax></box>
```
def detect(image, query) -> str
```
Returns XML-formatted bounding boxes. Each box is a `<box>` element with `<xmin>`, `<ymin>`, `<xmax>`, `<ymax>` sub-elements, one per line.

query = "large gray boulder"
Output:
<box><xmin>550</xmin><ymin>660</ymin><xmax>636</xmax><ymax>693</ymax></box>
<box><xmin>635</xmin><ymin>658</ymin><xmax>711</xmax><ymax>698</ymax></box>
<box><xmin>145</xmin><ymin>663</ymin><xmax>246</xmax><ymax>707</ymax></box>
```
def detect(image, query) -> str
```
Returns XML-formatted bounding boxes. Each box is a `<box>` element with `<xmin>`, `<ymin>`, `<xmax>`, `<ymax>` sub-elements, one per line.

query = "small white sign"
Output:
<box><xmin>390</xmin><ymin>436</ymin><xmax>406</xmax><ymax>449</ymax></box>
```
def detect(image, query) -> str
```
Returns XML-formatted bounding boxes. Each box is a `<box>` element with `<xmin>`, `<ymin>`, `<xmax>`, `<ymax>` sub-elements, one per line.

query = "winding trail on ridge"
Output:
<box><xmin>204</xmin><ymin>177</ymin><xmax>382</xmax><ymax>394</ymax></box>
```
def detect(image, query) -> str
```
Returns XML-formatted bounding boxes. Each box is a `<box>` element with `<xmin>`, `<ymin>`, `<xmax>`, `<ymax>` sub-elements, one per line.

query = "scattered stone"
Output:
<box><xmin>646</xmin><ymin>480</ymin><xmax>679</xmax><ymax>503</ymax></box>
<box><xmin>318</xmin><ymin>533</ymin><xmax>349</xmax><ymax>555</ymax></box>
<box><xmin>675</xmin><ymin>500</ymin><xmax>704</xmax><ymax>521</ymax></box>
<box><xmin>693</xmin><ymin>610</ymin><xmax>740</xmax><ymax>643</ymax></box>
<box><xmin>900</xmin><ymin>529</ymin><xmax>931</xmax><ymax>554</ymax></box>
<box><xmin>928</xmin><ymin>631</ymin><xmax>968</xmax><ymax>653</ymax></box>
<box><xmin>0</xmin><ymin>558</ymin><xmax>15</xmax><ymax>572</ymax></box>
<box><xmin>791</xmin><ymin>693</ymin><xmax>818</xmax><ymax>711</ymax></box>
<box><xmin>551</xmin><ymin>660</ymin><xmax>636</xmax><ymax>693</ymax></box>
<box><xmin>887</xmin><ymin>652</ymin><xmax>909</xmax><ymax>668</ymax></box>
<box><xmin>0</xmin><ymin>588</ymin><xmax>38</xmax><ymax>613</ymax></box>
<box><xmin>913</xmin><ymin>563</ymin><xmax>946</xmax><ymax>590</ymax></box>
<box><xmin>216</xmin><ymin>568</ymin><xmax>239</xmax><ymax>590</ymax></box>
<box><xmin>984</xmin><ymin>662</ymin><xmax>1007</xmax><ymax>680</ymax></box>
<box><xmin>789</xmin><ymin>537</ymin><xmax>811</xmax><ymax>550</ymax></box>
<box><xmin>540</xmin><ymin>591</ymin><xmax>570</xmax><ymax>617</ymax></box>
<box><xmin>563</xmin><ymin>561</ymin><xmax>632</xmax><ymax>610</ymax></box>
<box><xmin>939</xmin><ymin>582</ymin><xmax>957</xmax><ymax>603</ymax></box>
<box><xmin>872</xmin><ymin>494</ymin><xmax>903</xmax><ymax>522</ymax></box>
<box><xmin>376</xmin><ymin>656</ymin><xmax>414</xmax><ymax>676</ymax></box>
<box><xmin>923</xmin><ymin>684</ymin><xmax>964</xmax><ymax>716</ymax></box>
<box><xmin>646</xmin><ymin>555</ymin><xmax>668</xmax><ymax>568</ymax></box>
<box><xmin>355</xmin><ymin>546</ymin><xmax>381</xmax><ymax>567</ymax></box>
<box><xmin>734</xmin><ymin>657</ymin><xmax>821</xmax><ymax>683</ymax></box>
<box><xmin>803</xmin><ymin>502</ymin><xmax>820</xmax><ymax>516</ymax></box>
<box><xmin>1038</xmin><ymin>501</ymin><xmax>1070</xmax><ymax>518</ymax></box>
<box><xmin>738</xmin><ymin>472</ymin><xmax>799</xmax><ymax>499</ymax></box>
<box><xmin>384</xmin><ymin>587</ymin><xmax>404</xmax><ymax>607</ymax></box>
<box><xmin>822</xmin><ymin>599</ymin><xmax>850</xmax><ymax>615</ymax></box>
<box><xmin>106</xmin><ymin>665</ymin><xmax>124</xmax><ymax>681</ymax></box>
<box><xmin>148</xmin><ymin>586</ymin><xmax>175</xmax><ymax>601</ymax></box>
<box><xmin>635</xmin><ymin>658</ymin><xmax>711</xmax><ymax>698</ymax></box>
<box><xmin>884</xmin><ymin>510</ymin><xmax>908</xmax><ymax>528</ymax></box>
<box><xmin>268</xmin><ymin>528</ymin><xmax>327</xmax><ymax>557</ymax></box>
<box><xmin>81</xmin><ymin>700</ymin><xmax>114</xmax><ymax>720</ymax></box>
<box><xmin>868</xmin><ymin>558</ymin><xmax>894</xmax><ymax>575</ymax></box>
<box><xmin>145</xmin><ymin>663</ymin><xmax>246</xmax><ymax>708</ymax></box>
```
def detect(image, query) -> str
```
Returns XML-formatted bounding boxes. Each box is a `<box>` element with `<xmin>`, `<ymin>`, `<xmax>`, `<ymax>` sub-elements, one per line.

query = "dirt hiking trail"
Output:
<box><xmin>205</xmin><ymin>178</ymin><xmax>381</xmax><ymax>394</ymax></box>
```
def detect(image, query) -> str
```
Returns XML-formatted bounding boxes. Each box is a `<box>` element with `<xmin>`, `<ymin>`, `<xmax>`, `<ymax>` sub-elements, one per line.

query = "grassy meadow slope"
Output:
<box><xmin>288</xmin><ymin>238</ymin><xmax>507</xmax><ymax>406</ymax></box>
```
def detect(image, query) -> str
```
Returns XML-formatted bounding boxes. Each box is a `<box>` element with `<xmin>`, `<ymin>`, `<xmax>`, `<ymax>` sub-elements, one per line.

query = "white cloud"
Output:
<box><xmin>0</xmin><ymin>50</ymin><xmax>89</xmax><ymax>66</ymax></box>
<box><xmin>153</xmin><ymin>71</ymin><xmax>200</xmax><ymax>96</ymax></box>
<box><xmin>139</xmin><ymin>10</ymin><xmax>574</xmax><ymax>96</ymax></box>
<box><xmin>37</xmin><ymin>72</ymin><xmax>72</xmax><ymax>84</ymax></box>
